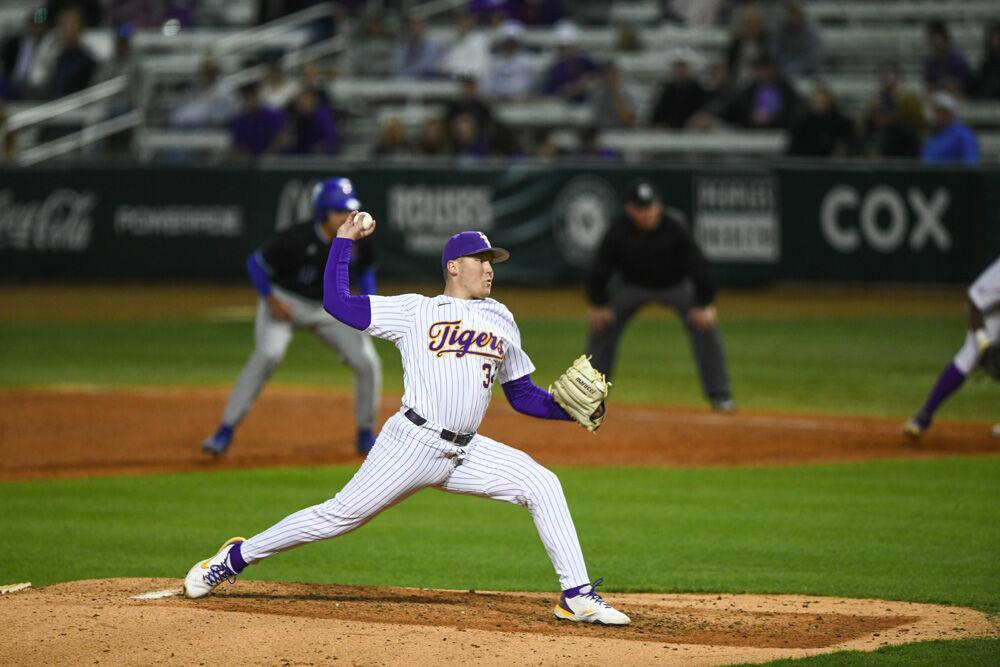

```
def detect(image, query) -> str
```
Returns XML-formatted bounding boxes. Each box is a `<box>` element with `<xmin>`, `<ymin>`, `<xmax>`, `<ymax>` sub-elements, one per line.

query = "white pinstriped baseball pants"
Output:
<box><xmin>240</xmin><ymin>408</ymin><xmax>591</xmax><ymax>590</ymax></box>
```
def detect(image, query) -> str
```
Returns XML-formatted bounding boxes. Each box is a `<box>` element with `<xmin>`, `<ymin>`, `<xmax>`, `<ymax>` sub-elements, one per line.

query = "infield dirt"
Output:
<box><xmin>1</xmin><ymin>387</ymin><xmax>997</xmax><ymax>480</ymax></box>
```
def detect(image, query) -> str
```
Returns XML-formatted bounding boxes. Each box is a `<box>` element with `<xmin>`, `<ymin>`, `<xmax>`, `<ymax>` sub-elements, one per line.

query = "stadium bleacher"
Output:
<box><xmin>0</xmin><ymin>0</ymin><xmax>998</xmax><ymax>164</ymax></box>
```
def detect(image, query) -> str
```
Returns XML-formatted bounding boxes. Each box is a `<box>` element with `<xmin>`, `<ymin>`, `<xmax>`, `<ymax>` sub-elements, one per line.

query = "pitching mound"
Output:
<box><xmin>1</xmin><ymin>388</ymin><xmax>997</xmax><ymax>481</ymax></box>
<box><xmin>1</xmin><ymin>579</ymin><xmax>994</xmax><ymax>666</ymax></box>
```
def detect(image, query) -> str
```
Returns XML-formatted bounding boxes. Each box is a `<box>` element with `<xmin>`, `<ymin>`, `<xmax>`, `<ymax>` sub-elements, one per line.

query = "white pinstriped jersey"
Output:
<box><xmin>366</xmin><ymin>294</ymin><xmax>535</xmax><ymax>434</ymax></box>
<box><xmin>969</xmin><ymin>256</ymin><xmax>1000</xmax><ymax>312</ymax></box>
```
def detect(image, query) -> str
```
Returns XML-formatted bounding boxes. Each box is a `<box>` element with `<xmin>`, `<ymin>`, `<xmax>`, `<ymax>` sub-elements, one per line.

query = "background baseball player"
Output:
<box><xmin>185</xmin><ymin>214</ymin><xmax>630</xmax><ymax>626</ymax></box>
<box><xmin>586</xmin><ymin>180</ymin><xmax>735</xmax><ymax>412</ymax></box>
<box><xmin>904</xmin><ymin>254</ymin><xmax>1000</xmax><ymax>440</ymax></box>
<box><xmin>201</xmin><ymin>178</ymin><xmax>382</xmax><ymax>457</ymax></box>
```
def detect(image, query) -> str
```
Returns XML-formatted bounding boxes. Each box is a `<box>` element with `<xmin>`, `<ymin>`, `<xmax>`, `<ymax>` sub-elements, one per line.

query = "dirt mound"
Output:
<box><xmin>0</xmin><ymin>578</ymin><xmax>994</xmax><ymax>666</ymax></box>
<box><xmin>1</xmin><ymin>388</ymin><xmax>996</xmax><ymax>481</ymax></box>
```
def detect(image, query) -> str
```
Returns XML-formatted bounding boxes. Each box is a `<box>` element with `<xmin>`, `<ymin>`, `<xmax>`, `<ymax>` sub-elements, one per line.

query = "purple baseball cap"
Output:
<box><xmin>441</xmin><ymin>231</ymin><xmax>510</xmax><ymax>269</ymax></box>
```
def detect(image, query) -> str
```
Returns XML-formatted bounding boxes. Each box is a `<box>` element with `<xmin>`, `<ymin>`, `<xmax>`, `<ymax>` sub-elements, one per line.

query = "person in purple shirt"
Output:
<box><xmin>283</xmin><ymin>88</ymin><xmax>340</xmax><ymax>154</ymax></box>
<box><xmin>924</xmin><ymin>20</ymin><xmax>974</xmax><ymax>93</ymax></box>
<box><xmin>540</xmin><ymin>20</ymin><xmax>597</xmax><ymax>103</ymax></box>
<box><xmin>921</xmin><ymin>92</ymin><xmax>979</xmax><ymax>165</ymax></box>
<box><xmin>230</xmin><ymin>82</ymin><xmax>286</xmax><ymax>157</ymax></box>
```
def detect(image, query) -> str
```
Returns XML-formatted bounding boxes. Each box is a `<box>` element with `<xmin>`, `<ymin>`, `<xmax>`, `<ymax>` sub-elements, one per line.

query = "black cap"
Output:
<box><xmin>626</xmin><ymin>180</ymin><xmax>659</xmax><ymax>207</ymax></box>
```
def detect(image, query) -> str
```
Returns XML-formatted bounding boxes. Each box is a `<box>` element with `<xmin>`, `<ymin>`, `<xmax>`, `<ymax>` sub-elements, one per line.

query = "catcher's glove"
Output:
<box><xmin>979</xmin><ymin>342</ymin><xmax>1000</xmax><ymax>381</ymax></box>
<box><xmin>550</xmin><ymin>355</ymin><xmax>611</xmax><ymax>432</ymax></box>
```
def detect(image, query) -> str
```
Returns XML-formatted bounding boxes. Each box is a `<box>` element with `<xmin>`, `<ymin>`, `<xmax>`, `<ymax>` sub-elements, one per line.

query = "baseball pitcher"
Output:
<box><xmin>202</xmin><ymin>178</ymin><xmax>382</xmax><ymax>457</ymax></box>
<box><xmin>184</xmin><ymin>212</ymin><xmax>630</xmax><ymax>625</ymax></box>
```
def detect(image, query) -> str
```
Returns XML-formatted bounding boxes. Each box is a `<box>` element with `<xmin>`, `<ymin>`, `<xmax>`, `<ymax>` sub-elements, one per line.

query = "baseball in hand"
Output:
<box><xmin>356</xmin><ymin>211</ymin><xmax>373</xmax><ymax>230</ymax></box>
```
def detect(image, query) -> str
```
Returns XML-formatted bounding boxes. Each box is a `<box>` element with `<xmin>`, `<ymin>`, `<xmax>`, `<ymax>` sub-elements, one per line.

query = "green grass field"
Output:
<box><xmin>0</xmin><ymin>288</ymin><xmax>997</xmax><ymax>665</ymax></box>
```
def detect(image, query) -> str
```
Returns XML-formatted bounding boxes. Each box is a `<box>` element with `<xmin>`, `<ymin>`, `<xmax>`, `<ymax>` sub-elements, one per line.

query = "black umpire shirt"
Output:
<box><xmin>260</xmin><ymin>222</ymin><xmax>374</xmax><ymax>301</ymax></box>
<box><xmin>586</xmin><ymin>210</ymin><xmax>717</xmax><ymax>307</ymax></box>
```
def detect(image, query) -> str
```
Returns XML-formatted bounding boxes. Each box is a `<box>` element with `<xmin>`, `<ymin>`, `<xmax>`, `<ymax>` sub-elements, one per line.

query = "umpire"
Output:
<box><xmin>585</xmin><ymin>180</ymin><xmax>735</xmax><ymax>412</ymax></box>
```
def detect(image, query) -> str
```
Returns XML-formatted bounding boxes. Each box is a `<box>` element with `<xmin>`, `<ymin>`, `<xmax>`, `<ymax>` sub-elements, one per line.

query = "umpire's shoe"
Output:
<box><xmin>184</xmin><ymin>537</ymin><xmax>246</xmax><ymax>599</ymax></box>
<box><xmin>202</xmin><ymin>425</ymin><xmax>233</xmax><ymax>456</ymax></box>
<box><xmin>553</xmin><ymin>578</ymin><xmax>631</xmax><ymax>625</ymax></box>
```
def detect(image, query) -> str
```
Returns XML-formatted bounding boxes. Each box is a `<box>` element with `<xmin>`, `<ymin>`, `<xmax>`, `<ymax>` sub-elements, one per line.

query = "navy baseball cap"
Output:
<box><xmin>441</xmin><ymin>231</ymin><xmax>510</xmax><ymax>269</ymax></box>
<box><xmin>626</xmin><ymin>180</ymin><xmax>660</xmax><ymax>208</ymax></box>
<box><xmin>313</xmin><ymin>177</ymin><xmax>361</xmax><ymax>220</ymax></box>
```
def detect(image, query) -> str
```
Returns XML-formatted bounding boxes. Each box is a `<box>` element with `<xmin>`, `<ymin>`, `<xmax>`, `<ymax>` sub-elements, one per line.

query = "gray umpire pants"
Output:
<box><xmin>221</xmin><ymin>286</ymin><xmax>382</xmax><ymax>432</ymax></box>
<box><xmin>586</xmin><ymin>276</ymin><xmax>732</xmax><ymax>402</ymax></box>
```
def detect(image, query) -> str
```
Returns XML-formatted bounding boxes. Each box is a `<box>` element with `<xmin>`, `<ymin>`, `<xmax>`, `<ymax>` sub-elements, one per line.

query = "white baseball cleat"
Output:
<box><xmin>902</xmin><ymin>418</ymin><xmax>926</xmax><ymax>441</ymax></box>
<box><xmin>992</xmin><ymin>423</ymin><xmax>1000</xmax><ymax>438</ymax></box>
<box><xmin>183</xmin><ymin>537</ymin><xmax>245</xmax><ymax>599</ymax></box>
<box><xmin>553</xmin><ymin>578</ymin><xmax>631</xmax><ymax>626</ymax></box>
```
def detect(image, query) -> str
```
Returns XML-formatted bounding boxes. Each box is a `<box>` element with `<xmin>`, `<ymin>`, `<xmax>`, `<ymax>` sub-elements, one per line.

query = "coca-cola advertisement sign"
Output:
<box><xmin>0</xmin><ymin>189</ymin><xmax>96</xmax><ymax>252</ymax></box>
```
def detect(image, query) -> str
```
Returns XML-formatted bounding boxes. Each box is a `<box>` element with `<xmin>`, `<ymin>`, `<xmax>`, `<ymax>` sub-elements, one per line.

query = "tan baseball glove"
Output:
<box><xmin>550</xmin><ymin>355</ymin><xmax>611</xmax><ymax>432</ymax></box>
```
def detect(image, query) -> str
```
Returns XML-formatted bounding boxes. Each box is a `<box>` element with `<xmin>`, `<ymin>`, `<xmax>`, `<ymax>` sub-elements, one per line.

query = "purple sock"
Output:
<box><xmin>916</xmin><ymin>362</ymin><xmax>966</xmax><ymax>426</ymax></box>
<box><xmin>228</xmin><ymin>542</ymin><xmax>247</xmax><ymax>574</ymax></box>
<box><xmin>562</xmin><ymin>581</ymin><xmax>591</xmax><ymax>598</ymax></box>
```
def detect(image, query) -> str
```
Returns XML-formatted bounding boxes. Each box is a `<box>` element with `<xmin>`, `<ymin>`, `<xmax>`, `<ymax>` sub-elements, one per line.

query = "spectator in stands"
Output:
<box><xmin>395</xmin><ymin>17</ymin><xmax>446</xmax><ymax>79</ymax></box>
<box><xmin>439</xmin><ymin>13</ymin><xmax>491</xmax><ymax>83</ymax></box>
<box><xmin>591</xmin><ymin>62</ymin><xmax>637</xmax><ymax>128</ymax></box>
<box><xmin>860</xmin><ymin>93</ymin><xmax>920</xmax><ymax>160</ymax></box>
<box><xmin>260</xmin><ymin>60</ymin><xmax>301</xmax><ymax>110</ymax></box>
<box><xmin>864</xmin><ymin>61</ymin><xmax>925</xmax><ymax>134</ymax></box>
<box><xmin>445</xmin><ymin>75</ymin><xmax>497</xmax><ymax>138</ymax></box>
<box><xmin>726</xmin><ymin>7</ymin><xmax>768</xmax><ymax>84</ymax></box>
<box><xmin>282</xmin><ymin>88</ymin><xmax>339</xmax><ymax>154</ymax></box>
<box><xmin>650</xmin><ymin>57</ymin><xmax>706</xmax><ymax>129</ymax></box>
<box><xmin>47</xmin><ymin>6</ymin><xmax>96</xmax><ymax>98</ymax></box>
<box><xmin>373</xmin><ymin>116</ymin><xmax>414</xmax><ymax>157</ymax></box>
<box><xmin>450</xmin><ymin>112</ymin><xmax>491</xmax><ymax>163</ymax></box>
<box><xmin>170</xmin><ymin>57</ymin><xmax>239</xmax><ymax>128</ymax></box>
<box><xmin>482</xmin><ymin>20</ymin><xmax>537</xmax><ymax>100</ymax></box>
<box><xmin>93</xmin><ymin>22</ymin><xmax>138</xmax><ymax>154</ymax></box>
<box><xmin>770</xmin><ymin>1</ymin><xmax>820</xmax><ymax>80</ymax></box>
<box><xmin>1</xmin><ymin>9</ymin><xmax>47</xmax><ymax>99</ymax></box>
<box><xmin>47</xmin><ymin>0</ymin><xmax>102</xmax><ymax>27</ymax></box>
<box><xmin>300</xmin><ymin>62</ymin><xmax>331</xmax><ymax>107</ymax></box>
<box><xmin>510</xmin><ymin>0</ymin><xmax>564</xmax><ymax>26</ymax></box>
<box><xmin>417</xmin><ymin>116</ymin><xmax>452</xmax><ymax>156</ymax></box>
<box><xmin>539</xmin><ymin>21</ymin><xmax>597</xmax><ymax>103</ymax></box>
<box><xmin>687</xmin><ymin>62</ymin><xmax>737</xmax><ymax>130</ymax></box>
<box><xmin>468</xmin><ymin>0</ymin><xmax>510</xmax><ymax>28</ymax></box>
<box><xmin>344</xmin><ymin>13</ymin><xmax>397</xmax><ymax>78</ymax></box>
<box><xmin>717</xmin><ymin>56</ymin><xmax>799</xmax><ymax>129</ymax></box>
<box><xmin>975</xmin><ymin>23</ymin><xmax>1000</xmax><ymax>100</ymax></box>
<box><xmin>230</xmin><ymin>82</ymin><xmax>287</xmax><ymax>157</ymax></box>
<box><xmin>614</xmin><ymin>24</ymin><xmax>642</xmax><ymax>52</ymax></box>
<box><xmin>860</xmin><ymin>63</ymin><xmax>924</xmax><ymax>160</ymax></box>
<box><xmin>924</xmin><ymin>19</ymin><xmax>974</xmax><ymax>94</ymax></box>
<box><xmin>921</xmin><ymin>91</ymin><xmax>978</xmax><ymax>165</ymax></box>
<box><xmin>786</xmin><ymin>85</ymin><xmax>855</xmax><ymax>157</ymax></box>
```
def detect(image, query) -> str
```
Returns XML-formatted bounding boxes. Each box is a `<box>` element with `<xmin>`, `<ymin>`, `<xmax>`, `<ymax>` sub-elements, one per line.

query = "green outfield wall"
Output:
<box><xmin>1</xmin><ymin>162</ymin><xmax>997</xmax><ymax>284</ymax></box>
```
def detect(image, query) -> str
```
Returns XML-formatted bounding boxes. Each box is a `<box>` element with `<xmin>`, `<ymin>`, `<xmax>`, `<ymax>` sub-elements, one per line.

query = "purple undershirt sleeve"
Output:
<box><xmin>246</xmin><ymin>251</ymin><xmax>272</xmax><ymax>297</ymax></box>
<box><xmin>502</xmin><ymin>375</ymin><xmax>573</xmax><ymax>421</ymax></box>
<box><xmin>323</xmin><ymin>237</ymin><xmax>372</xmax><ymax>330</ymax></box>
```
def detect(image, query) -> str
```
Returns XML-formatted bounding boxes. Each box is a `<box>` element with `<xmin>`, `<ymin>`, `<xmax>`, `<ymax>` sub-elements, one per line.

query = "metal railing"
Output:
<box><xmin>1</xmin><ymin>3</ymin><xmax>334</xmax><ymax>164</ymax></box>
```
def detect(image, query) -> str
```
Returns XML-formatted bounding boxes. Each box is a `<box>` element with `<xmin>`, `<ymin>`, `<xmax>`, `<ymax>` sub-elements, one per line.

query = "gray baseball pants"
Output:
<box><xmin>221</xmin><ymin>286</ymin><xmax>381</xmax><ymax>431</ymax></box>
<box><xmin>586</xmin><ymin>276</ymin><xmax>732</xmax><ymax>402</ymax></box>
